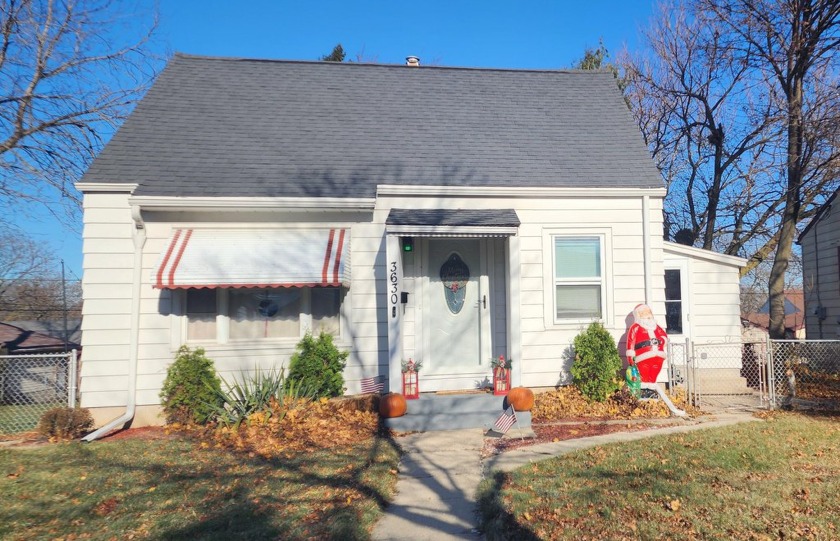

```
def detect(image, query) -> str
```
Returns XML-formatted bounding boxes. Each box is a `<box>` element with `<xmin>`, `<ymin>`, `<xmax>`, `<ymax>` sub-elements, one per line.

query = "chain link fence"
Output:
<box><xmin>771</xmin><ymin>340</ymin><xmax>840</xmax><ymax>409</ymax></box>
<box><xmin>668</xmin><ymin>338</ymin><xmax>840</xmax><ymax>411</ymax></box>
<box><xmin>0</xmin><ymin>350</ymin><xmax>78</xmax><ymax>434</ymax></box>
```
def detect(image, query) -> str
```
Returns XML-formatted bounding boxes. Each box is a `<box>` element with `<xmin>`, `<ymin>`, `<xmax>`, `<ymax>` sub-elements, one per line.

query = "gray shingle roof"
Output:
<box><xmin>82</xmin><ymin>54</ymin><xmax>664</xmax><ymax>197</ymax></box>
<box><xmin>386</xmin><ymin>209</ymin><xmax>520</xmax><ymax>227</ymax></box>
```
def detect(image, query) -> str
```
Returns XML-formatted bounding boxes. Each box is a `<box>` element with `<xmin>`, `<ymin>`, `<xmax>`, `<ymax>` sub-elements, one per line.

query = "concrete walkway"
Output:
<box><xmin>372</xmin><ymin>411</ymin><xmax>760</xmax><ymax>540</ymax></box>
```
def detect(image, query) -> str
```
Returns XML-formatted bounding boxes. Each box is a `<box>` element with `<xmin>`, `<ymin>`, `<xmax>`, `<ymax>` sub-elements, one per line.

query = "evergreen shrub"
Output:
<box><xmin>570</xmin><ymin>322</ymin><xmax>622</xmax><ymax>402</ymax></box>
<box><xmin>287</xmin><ymin>331</ymin><xmax>348</xmax><ymax>398</ymax></box>
<box><xmin>160</xmin><ymin>345</ymin><xmax>222</xmax><ymax>424</ymax></box>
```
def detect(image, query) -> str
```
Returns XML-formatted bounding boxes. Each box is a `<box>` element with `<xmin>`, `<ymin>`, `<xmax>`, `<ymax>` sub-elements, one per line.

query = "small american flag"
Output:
<box><xmin>493</xmin><ymin>405</ymin><xmax>517</xmax><ymax>434</ymax></box>
<box><xmin>360</xmin><ymin>375</ymin><xmax>385</xmax><ymax>394</ymax></box>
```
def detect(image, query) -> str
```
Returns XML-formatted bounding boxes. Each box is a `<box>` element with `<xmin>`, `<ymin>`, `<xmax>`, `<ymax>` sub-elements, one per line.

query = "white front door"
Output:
<box><xmin>423</xmin><ymin>239</ymin><xmax>490</xmax><ymax>388</ymax></box>
<box><xmin>664</xmin><ymin>260</ymin><xmax>690</xmax><ymax>382</ymax></box>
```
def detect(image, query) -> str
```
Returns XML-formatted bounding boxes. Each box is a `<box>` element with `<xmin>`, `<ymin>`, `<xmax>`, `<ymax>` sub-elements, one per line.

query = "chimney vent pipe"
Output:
<box><xmin>405</xmin><ymin>56</ymin><xmax>420</xmax><ymax>67</ymax></box>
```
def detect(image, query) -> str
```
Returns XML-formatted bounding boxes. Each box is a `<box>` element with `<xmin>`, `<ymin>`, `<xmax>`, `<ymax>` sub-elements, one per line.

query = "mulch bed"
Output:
<box><xmin>481</xmin><ymin>420</ymin><xmax>678</xmax><ymax>457</ymax></box>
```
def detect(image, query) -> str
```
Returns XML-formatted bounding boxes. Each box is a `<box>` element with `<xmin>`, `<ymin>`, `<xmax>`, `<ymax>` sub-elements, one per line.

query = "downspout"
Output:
<box><xmin>82</xmin><ymin>205</ymin><xmax>146</xmax><ymax>441</ymax></box>
<box><xmin>642</xmin><ymin>195</ymin><xmax>652</xmax><ymax>304</ymax></box>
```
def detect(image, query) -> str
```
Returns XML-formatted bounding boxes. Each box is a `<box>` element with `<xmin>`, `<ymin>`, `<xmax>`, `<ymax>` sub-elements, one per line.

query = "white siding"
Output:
<box><xmin>800</xmin><ymin>204</ymin><xmax>840</xmax><ymax>339</ymax></box>
<box><xmin>664</xmin><ymin>244</ymin><xmax>744</xmax><ymax>344</ymax></box>
<box><xmin>81</xmin><ymin>190</ymin><xmax>674</xmax><ymax>412</ymax></box>
<box><xmin>79</xmin><ymin>192</ymin><xmax>135</xmax><ymax>409</ymax></box>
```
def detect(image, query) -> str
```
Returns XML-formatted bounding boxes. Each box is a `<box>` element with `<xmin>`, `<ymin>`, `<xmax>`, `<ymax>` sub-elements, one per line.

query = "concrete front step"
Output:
<box><xmin>383</xmin><ymin>392</ymin><xmax>532</xmax><ymax>432</ymax></box>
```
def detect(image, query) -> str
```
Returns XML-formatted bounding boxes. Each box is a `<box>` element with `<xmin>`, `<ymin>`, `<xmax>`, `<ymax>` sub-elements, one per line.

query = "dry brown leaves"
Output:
<box><xmin>532</xmin><ymin>386</ymin><xmax>699</xmax><ymax>422</ymax></box>
<box><xmin>206</xmin><ymin>396</ymin><xmax>382</xmax><ymax>458</ymax></box>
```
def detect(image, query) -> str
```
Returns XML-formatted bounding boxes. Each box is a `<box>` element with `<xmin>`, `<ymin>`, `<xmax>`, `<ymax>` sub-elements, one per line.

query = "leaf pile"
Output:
<box><xmin>207</xmin><ymin>396</ymin><xmax>382</xmax><ymax>457</ymax></box>
<box><xmin>791</xmin><ymin>364</ymin><xmax>840</xmax><ymax>402</ymax></box>
<box><xmin>532</xmin><ymin>386</ymin><xmax>699</xmax><ymax>422</ymax></box>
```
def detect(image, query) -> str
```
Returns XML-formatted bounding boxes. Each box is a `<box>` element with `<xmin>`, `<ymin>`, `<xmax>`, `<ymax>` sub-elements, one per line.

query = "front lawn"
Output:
<box><xmin>478</xmin><ymin>411</ymin><xmax>840</xmax><ymax>540</ymax></box>
<box><xmin>0</xmin><ymin>430</ymin><xmax>400</xmax><ymax>540</ymax></box>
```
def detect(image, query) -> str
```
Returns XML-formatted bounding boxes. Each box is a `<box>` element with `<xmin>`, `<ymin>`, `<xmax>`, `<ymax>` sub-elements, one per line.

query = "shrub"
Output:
<box><xmin>571</xmin><ymin>322</ymin><xmax>622</xmax><ymax>402</ymax></box>
<box><xmin>37</xmin><ymin>407</ymin><xmax>93</xmax><ymax>440</ymax></box>
<box><xmin>211</xmin><ymin>367</ymin><xmax>314</xmax><ymax>428</ymax></box>
<box><xmin>160</xmin><ymin>345</ymin><xmax>222</xmax><ymax>425</ymax></box>
<box><xmin>287</xmin><ymin>331</ymin><xmax>348</xmax><ymax>398</ymax></box>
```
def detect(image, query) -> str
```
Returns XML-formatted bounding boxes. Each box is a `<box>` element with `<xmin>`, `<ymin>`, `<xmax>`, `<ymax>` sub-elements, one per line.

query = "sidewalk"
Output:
<box><xmin>372</xmin><ymin>411</ymin><xmax>759</xmax><ymax>540</ymax></box>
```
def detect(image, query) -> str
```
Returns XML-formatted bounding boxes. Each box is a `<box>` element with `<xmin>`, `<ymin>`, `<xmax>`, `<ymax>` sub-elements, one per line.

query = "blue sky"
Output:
<box><xmin>31</xmin><ymin>0</ymin><xmax>657</xmax><ymax>278</ymax></box>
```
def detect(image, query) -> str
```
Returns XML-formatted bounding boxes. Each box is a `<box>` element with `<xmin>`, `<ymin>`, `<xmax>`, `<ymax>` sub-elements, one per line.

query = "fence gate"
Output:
<box><xmin>0</xmin><ymin>350</ymin><xmax>79</xmax><ymax>434</ymax></box>
<box><xmin>668</xmin><ymin>340</ymin><xmax>770</xmax><ymax>410</ymax></box>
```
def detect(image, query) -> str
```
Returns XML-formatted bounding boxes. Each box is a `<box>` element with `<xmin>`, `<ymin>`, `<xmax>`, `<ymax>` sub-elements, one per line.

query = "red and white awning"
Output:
<box><xmin>152</xmin><ymin>229</ymin><xmax>350</xmax><ymax>289</ymax></box>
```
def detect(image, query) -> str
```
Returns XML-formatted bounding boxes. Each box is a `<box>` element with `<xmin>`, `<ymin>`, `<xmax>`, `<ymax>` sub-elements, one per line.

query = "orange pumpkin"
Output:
<box><xmin>379</xmin><ymin>393</ymin><xmax>407</xmax><ymax>418</ymax></box>
<box><xmin>506</xmin><ymin>387</ymin><xmax>534</xmax><ymax>411</ymax></box>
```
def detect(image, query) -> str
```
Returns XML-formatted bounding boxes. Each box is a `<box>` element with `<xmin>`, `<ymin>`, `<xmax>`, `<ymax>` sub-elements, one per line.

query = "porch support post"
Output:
<box><xmin>385</xmin><ymin>234</ymin><xmax>404</xmax><ymax>393</ymax></box>
<box><xmin>507</xmin><ymin>234</ymin><xmax>522</xmax><ymax>387</ymax></box>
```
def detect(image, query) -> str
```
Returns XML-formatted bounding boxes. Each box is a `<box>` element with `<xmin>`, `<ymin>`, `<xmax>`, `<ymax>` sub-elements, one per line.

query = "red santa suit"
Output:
<box><xmin>626</xmin><ymin>304</ymin><xmax>668</xmax><ymax>383</ymax></box>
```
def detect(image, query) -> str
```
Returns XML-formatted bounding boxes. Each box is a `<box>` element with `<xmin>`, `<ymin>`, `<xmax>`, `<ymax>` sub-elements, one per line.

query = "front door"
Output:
<box><xmin>426</xmin><ymin>239</ymin><xmax>485</xmax><ymax>379</ymax></box>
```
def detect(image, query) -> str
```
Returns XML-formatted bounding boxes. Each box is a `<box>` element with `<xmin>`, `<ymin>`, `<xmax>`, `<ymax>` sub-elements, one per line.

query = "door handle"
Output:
<box><xmin>483</xmin><ymin>295</ymin><xmax>487</xmax><ymax>309</ymax></box>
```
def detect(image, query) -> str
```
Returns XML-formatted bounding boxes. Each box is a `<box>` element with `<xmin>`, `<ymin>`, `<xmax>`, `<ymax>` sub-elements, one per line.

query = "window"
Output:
<box><xmin>664</xmin><ymin>269</ymin><xmax>683</xmax><ymax>334</ymax></box>
<box><xmin>553</xmin><ymin>237</ymin><xmax>603</xmax><ymax>320</ymax></box>
<box><xmin>186</xmin><ymin>287</ymin><xmax>342</xmax><ymax>342</ymax></box>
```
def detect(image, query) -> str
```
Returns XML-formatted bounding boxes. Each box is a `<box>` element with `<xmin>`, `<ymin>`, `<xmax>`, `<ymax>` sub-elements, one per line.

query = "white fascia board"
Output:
<box><xmin>75</xmin><ymin>183</ymin><xmax>137</xmax><ymax>193</ymax></box>
<box><xmin>127</xmin><ymin>196</ymin><xmax>377</xmax><ymax>211</ymax></box>
<box><xmin>663</xmin><ymin>241</ymin><xmax>747</xmax><ymax>267</ymax></box>
<box><xmin>376</xmin><ymin>184</ymin><xmax>667</xmax><ymax>198</ymax></box>
<box><xmin>386</xmin><ymin>225</ymin><xmax>519</xmax><ymax>237</ymax></box>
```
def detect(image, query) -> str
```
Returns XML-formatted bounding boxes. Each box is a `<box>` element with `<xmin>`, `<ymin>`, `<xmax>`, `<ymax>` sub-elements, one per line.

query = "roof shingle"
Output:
<box><xmin>82</xmin><ymin>54</ymin><xmax>664</xmax><ymax>197</ymax></box>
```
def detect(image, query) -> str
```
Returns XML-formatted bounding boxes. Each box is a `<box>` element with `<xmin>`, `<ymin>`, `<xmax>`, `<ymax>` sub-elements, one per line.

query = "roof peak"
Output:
<box><xmin>170</xmin><ymin>52</ymin><xmax>613</xmax><ymax>76</ymax></box>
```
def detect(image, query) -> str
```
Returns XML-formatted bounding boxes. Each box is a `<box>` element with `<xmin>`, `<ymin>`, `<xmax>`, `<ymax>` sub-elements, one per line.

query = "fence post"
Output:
<box><xmin>68</xmin><ymin>349</ymin><xmax>78</xmax><ymax>408</ymax></box>
<box><xmin>687</xmin><ymin>337</ymin><xmax>697</xmax><ymax>407</ymax></box>
<box><xmin>765</xmin><ymin>335</ymin><xmax>775</xmax><ymax>409</ymax></box>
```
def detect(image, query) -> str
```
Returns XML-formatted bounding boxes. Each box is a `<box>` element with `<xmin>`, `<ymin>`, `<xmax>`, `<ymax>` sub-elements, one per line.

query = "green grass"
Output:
<box><xmin>0</xmin><ymin>433</ymin><xmax>400</xmax><ymax>540</ymax></box>
<box><xmin>0</xmin><ymin>402</ymin><xmax>64</xmax><ymax>434</ymax></box>
<box><xmin>478</xmin><ymin>412</ymin><xmax>840</xmax><ymax>540</ymax></box>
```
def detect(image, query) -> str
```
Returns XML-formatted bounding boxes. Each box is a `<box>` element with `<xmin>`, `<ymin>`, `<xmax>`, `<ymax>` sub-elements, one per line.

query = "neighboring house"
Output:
<box><xmin>741</xmin><ymin>290</ymin><xmax>806</xmax><ymax>340</ymax></box>
<box><xmin>798</xmin><ymin>189</ymin><xmax>840</xmax><ymax>339</ymax></box>
<box><xmin>76</xmin><ymin>54</ymin><xmax>746</xmax><ymax>427</ymax></box>
<box><xmin>6</xmin><ymin>319</ymin><xmax>83</xmax><ymax>347</ymax></box>
<box><xmin>0</xmin><ymin>321</ymin><xmax>81</xmax><ymax>354</ymax></box>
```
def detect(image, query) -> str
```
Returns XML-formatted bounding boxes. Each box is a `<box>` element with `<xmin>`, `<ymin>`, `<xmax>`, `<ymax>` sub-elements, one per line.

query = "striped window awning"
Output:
<box><xmin>152</xmin><ymin>229</ymin><xmax>350</xmax><ymax>289</ymax></box>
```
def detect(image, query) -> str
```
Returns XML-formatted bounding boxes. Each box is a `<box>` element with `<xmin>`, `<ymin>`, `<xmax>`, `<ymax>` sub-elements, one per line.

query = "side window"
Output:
<box><xmin>553</xmin><ymin>237</ymin><xmax>603</xmax><ymax>320</ymax></box>
<box><xmin>229</xmin><ymin>288</ymin><xmax>301</xmax><ymax>339</ymax></box>
<box><xmin>664</xmin><ymin>269</ymin><xmax>683</xmax><ymax>334</ymax></box>
<box><xmin>186</xmin><ymin>288</ymin><xmax>217</xmax><ymax>341</ymax></box>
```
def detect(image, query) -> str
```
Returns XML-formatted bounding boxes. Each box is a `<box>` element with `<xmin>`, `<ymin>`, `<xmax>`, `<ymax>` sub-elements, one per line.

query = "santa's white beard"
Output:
<box><xmin>637</xmin><ymin>317</ymin><xmax>657</xmax><ymax>331</ymax></box>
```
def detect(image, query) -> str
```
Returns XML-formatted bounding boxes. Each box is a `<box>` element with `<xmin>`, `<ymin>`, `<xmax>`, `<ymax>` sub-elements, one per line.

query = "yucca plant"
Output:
<box><xmin>210</xmin><ymin>367</ymin><xmax>314</xmax><ymax>428</ymax></box>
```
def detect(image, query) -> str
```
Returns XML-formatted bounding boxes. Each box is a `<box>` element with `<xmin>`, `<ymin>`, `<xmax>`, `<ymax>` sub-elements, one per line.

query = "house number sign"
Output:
<box><xmin>390</xmin><ymin>261</ymin><xmax>399</xmax><ymax>318</ymax></box>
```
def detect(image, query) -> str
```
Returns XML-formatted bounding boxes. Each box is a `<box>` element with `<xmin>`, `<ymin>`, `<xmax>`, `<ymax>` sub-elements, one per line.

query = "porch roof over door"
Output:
<box><xmin>385</xmin><ymin>209</ymin><xmax>520</xmax><ymax>237</ymax></box>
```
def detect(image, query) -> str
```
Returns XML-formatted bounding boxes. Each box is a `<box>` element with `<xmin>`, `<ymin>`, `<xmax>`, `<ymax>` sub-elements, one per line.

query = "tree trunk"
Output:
<box><xmin>768</xmin><ymin>78</ymin><xmax>804</xmax><ymax>339</ymax></box>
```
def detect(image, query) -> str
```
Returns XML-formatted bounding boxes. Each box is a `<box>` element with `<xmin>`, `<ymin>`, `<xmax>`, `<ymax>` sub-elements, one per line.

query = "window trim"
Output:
<box><xmin>542</xmin><ymin>228</ymin><xmax>612</xmax><ymax>327</ymax></box>
<box><xmin>181</xmin><ymin>286</ymin><xmax>346</xmax><ymax>346</ymax></box>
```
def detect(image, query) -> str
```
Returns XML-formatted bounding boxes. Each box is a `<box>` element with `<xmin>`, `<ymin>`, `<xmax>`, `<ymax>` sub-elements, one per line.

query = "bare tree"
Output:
<box><xmin>700</xmin><ymin>0</ymin><xmax>840</xmax><ymax>338</ymax></box>
<box><xmin>624</xmin><ymin>0</ymin><xmax>840</xmax><ymax>339</ymax></box>
<box><xmin>0</xmin><ymin>0</ymin><xmax>157</xmax><ymax>223</ymax></box>
<box><xmin>0</xmin><ymin>228</ymin><xmax>81</xmax><ymax>321</ymax></box>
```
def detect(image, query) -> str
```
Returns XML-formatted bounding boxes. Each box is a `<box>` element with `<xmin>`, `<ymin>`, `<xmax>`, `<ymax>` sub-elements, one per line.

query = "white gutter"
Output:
<box><xmin>642</xmin><ymin>195</ymin><xmax>652</xmax><ymax>304</ymax></box>
<box><xmin>82</xmin><ymin>206</ymin><xmax>146</xmax><ymax>441</ymax></box>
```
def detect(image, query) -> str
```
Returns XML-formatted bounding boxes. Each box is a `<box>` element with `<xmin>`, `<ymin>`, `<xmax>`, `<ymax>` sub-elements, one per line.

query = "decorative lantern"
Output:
<box><xmin>492</xmin><ymin>355</ymin><xmax>511</xmax><ymax>396</ymax></box>
<box><xmin>402</xmin><ymin>358</ymin><xmax>420</xmax><ymax>399</ymax></box>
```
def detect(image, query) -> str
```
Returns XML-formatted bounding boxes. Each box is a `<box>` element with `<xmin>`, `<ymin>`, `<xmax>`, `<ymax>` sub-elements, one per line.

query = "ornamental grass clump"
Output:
<box><xmin>211</xmin><ymin>367</ymin><xmax>315</xmax><ymax>428</ymax></box>
<box><xmin>287</xmin><ymin>331</ymin><xmax>348</xmax><ymax>398</ymax></box>
<box><xmin>570</xmin><ymin>322</ymin><xmax>622</xmax><ymax>402</ymax></box>
<box><xmin>160</xmin><ymin>345</ymin><xmax>222</xmax><ymax>425</ymax></box>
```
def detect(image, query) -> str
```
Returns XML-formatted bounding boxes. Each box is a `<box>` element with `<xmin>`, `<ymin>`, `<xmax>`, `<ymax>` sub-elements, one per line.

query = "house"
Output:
<box><xmin>741</xmin><ymin>290</ymin><xmax>805</xmax><ymax>340</ymax></box>
<box><xmin>0</xmin><ymin>321</ymin><xmax>80</xmax><ymax>354</ymax></box>
<box><xmin>76</xmin><ymin>54</ymin><xmax>745</xmax><ymax>429</ymax></box>
<box><xmin>798</xmin><ymin>189</ymin><xmax>840</xmax><ymax>339</ymax></box>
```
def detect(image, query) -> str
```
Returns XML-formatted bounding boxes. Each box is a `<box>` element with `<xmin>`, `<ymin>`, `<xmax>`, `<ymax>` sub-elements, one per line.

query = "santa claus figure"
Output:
<box><xmin>626</xmin><ymin>304</ymin><xmax>668</xmax><ymax>383</ymax></box>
